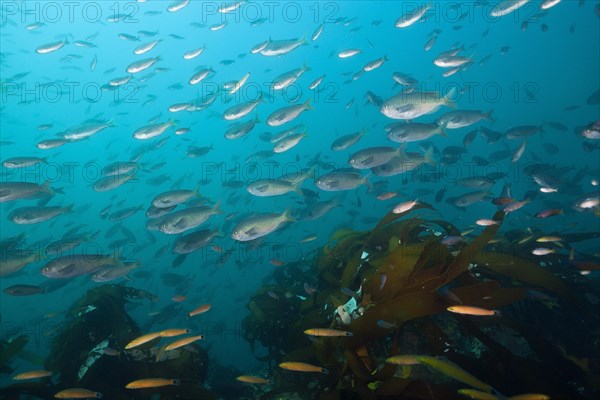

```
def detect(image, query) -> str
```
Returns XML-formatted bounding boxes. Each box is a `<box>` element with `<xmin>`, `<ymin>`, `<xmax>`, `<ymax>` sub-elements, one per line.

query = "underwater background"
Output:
<box><xmin>0</xmin><ymin>0</ymin><xmax>599</xmax><ymax>399</ymax></box>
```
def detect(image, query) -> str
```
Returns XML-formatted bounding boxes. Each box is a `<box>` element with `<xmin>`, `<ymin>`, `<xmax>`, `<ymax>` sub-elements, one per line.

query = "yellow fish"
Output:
<box><xmin>159</xmin><ymin>328</ymin><xmax>191</xmax><ymax>338</ymax></box>
<box><xmin>417</xmin><ymin>356</ymin><xmax>492</xmax><ymax>393</ymax></box>
<box><xmin>126</xmin><ymin>378</ymin><xmax>180</xmax><ymax>389</ymax></box>
<box><xmin>236</xmin><ymin>375</ymin><xmax>271</xmax><ymax>384</ymax></box>
<box><xmin>164</xmin><ymin>335</ymin><xmax>204</xmax><ymax>351</ymax></box>
<box><xmin>13</xmin><ymin>370</ymin><xmax>52</xmax><ymax>380</ymax></box>
<box><xmin>447</xmin><ymin>305</ymin><xmax>499</xmax><ymax>316</ymax></box>
<box><xmin>54</xmin><ymin>388</ymin><xmax>102</xmax><ymax>398</ymax></box>
<box><xmin>125</xmin><ymin>332</ymin><xmax>161</xmax><ymax>350</ymax></box>
<box><xmin>385</xmin><ymin>355</ymin><xmax>426</xmax><ymax>365</ymax></box>
<box><xmin>304</xmin><ymin>328</ymin><xmax>353</xmax><ymax>337</ymax></box>
<box><xmin>279</xmin><ymin>362</ymin><xmax>328</xmax><ymax>374</ymax></box>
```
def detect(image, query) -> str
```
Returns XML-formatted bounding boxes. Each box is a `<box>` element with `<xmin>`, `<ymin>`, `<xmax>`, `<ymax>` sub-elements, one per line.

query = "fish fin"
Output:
<box><xmin>283</xmin><ymin>207</ymin><xmax>296</xmax><ymax>223</ymax></box>
<box><xmin>423</xmin><ymin>147</ymin><xmax>435</xmax><ymax>166</ymax></box>
<box><xmin>304</xmin><ymin>98</ymin><xmax>313</xmax><ymax>110</ymax></box>
<box><xmin>444</xmin><ymin>87</ymin><xmax>458</xmax><ymax>108</ymax></box>
<box><xmin>362</xmin><ymin>174</ymin><xmax>373</xmax><ymax>191</ymax></box>
<box><xmin>485</xmin><ymin>109</ymin><xmax>496</xmax><ymax>124</ymax></box>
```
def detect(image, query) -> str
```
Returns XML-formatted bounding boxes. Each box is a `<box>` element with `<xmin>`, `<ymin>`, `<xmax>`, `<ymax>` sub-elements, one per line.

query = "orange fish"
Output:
<box><xmin>125</xmin><ymin>378</ymin><xmax>180</xmax><ymax>389</ymax></box>
<box><xmin>13</xmin><ymin>370</ymin><xmax>52</xmax><ymax>380</ymax></box>
<box><xmin>54</xmin><ymin>388</ymin><xmax>102</xmax><ymax>398</ymax></box>
<box><xmin>172</xmin><ymin>295</ymin><xmax>187</xmax><ymax>302</ymax></box>
<box><xmin>125</xmin><ymin>332</ymin><xmax>161</xmax><ymax>349</ymax></box>
<box><xmin>447</xmin><ymin>305</ymin><xmax>498</xmax><ymax>316</ymax></box>
<box><xmin>279</xmin><ymin>362</ymin><xmax>328</xmax><ymax>374</ymax></box>
<box><xmin>377</xmin><ymin>192</ymin><xmax>398</xmax><ymax>201</ymax></box>
<box><xmin>188</xmin><ymin>303</ymin><xmax>211</xmax><ymax>317</ymax></box>
<box><xmin>236</xmin><ymin>375</ymin><xmax>271</xmax><ymax>384</ymax></box>
<box><xmin>269</xmin><ymin>259</ymin><xmax>285</xmax><ymax>266</ymax></box>
<box><xmin>165</xmin><ymin>335</ymin><xmax>204</xmax><ymax>350</ymax></box>
<box><xmin>159</xmin><ymin>328</ymin><xmax>191</xmax><ymax>338</ymax></box>
<box><xmin>304</xmin><ymin>328</ymin><xmax>353</xmax><ymax>337</ymax></box>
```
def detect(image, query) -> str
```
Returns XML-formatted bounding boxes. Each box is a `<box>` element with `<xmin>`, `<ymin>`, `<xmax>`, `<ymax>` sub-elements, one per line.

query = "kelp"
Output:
<box><xmin>241</xmin><ymin>202</ymin><xmax>598</xmax><ymax>398</ymax></box>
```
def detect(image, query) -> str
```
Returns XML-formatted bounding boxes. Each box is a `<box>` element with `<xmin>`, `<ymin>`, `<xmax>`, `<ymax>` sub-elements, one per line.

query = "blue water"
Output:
<box><xmin>1</xmin><ymin>0</ymin><xmax>599</xmax><ymax>397</ymax></box>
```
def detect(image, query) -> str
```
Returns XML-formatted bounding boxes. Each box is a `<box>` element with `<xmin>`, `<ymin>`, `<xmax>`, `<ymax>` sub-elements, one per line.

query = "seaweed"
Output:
<box><xmin>241</xmin><ymin>205</ymin><xmax>599</xmax><ymax>399</ymax></box>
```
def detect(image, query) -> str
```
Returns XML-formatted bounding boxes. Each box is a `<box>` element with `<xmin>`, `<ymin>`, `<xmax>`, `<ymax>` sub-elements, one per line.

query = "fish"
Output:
<box><xmin>304</xmin><ymin>328</ymin><xmax>353</xmax><ymax>337</ymax></box>
<box><xmin>9</xmin><ymin>205</ymin><xmax>73</xmax><ymax>224</ymax></box>
<box><xmin>159</xmin><ymin>204</ymin><xmax>222</xmax><ymax>235</ymax></box>
<box><xmin>231</xmin><ymin>209</ymin><xmax>295</xmax><ymax>241</ymax></box>
<box><xmin>2</xmin><ymin>157</ymin><xmax>47</xmax><ymax>169</ymax></box>
<box><xmin>385</xmin><ymin>355</ymin><xmax>426</xmax><ymax>365</ymax></box>
<box><xmin>125</xmin><ymin>332</ymin><xmax>162</xmax><ymax>349</ymax></box>
<box><xmin>267</xmin><ymin>99</ymin><xmax>312</xmax><ymax>127</ymax></box>
<box><xmin>164</xmin><ymin>335</ymin><xmax>204</xmax><ymax>350</ymax></box>
<box><xmin>41</xmin><ymin>254</ymin><xmax>117</xmax><ymax>278</ymax></box>
<box><xmin>349</xmin><ymin>147</ymin><xmax>403</xmax><ymax>169</ymax></box>
<box><xmin>173</xmin><ymin>229</ymin><xmax>219</xmax><ymax>254</ymax></box>
<box><xmin>338</xmin><ymin>49</ymin><xmax>361</xmax><ymax>58</ymax></box>
<box><xmin>133</xmin><ymin>120</ymin><xmax>175</xmax><ymax>140</ymax></box>
<box><xmin>417</xmin><ymin>356</ymin><xmax>493</xmax><ymax>393</ymax></box>
<box><xmin>188</xmin><ymin>304</ymin><xmax>211</xmax><ymax>317</ymax></box>
<box><xmin>447</xmin><ymin>306</ymin><xmax>499</xmax><ymax>316</ymax></box>
<box><xmin>93</xmin><ymin>173</ymin><xmax>137</xmax><ymax>192</ymax></box>
<box><xmin>436</xmin><ymin>110</ymin><xmax>494</xmax><ymax>129</ymax></box>
<box><xmin>272</xmin><ymin>65</ymin><xmax>310</xmax><ymax>90</ymax></box>
<box><xmin>134</xmin><ymin>40</ymin><xmax>161</xmax><ymax>55</ymax></box>
<box><xmin>126</xmin><ymin>56</ymin><xmax>160</xmax><ymax>74</ymax></box>
<box><xmin>183</xmin><ymin>47</ymin><xmax>205</xmax><ymax>60</ymax></box>
<box><xmin>380</xmin><ymin>89</ymin><xmax>456</xmax><ymax>120</ymax></box>
<box><xmin>387</xmin><ymin>122</ymin><xmax>447</xmax><ymax>142</ymax></box>
<box><xmin>247</xmin><ymin>179</ymin><xmax>303</xmax><ymax>197</ymax></box>
<box><xmin>167</xmin><ymin>0</ymin><xmax>190</xmax><ymax>13</ymax></box>
<box><xmin>259</xmin><ymin>37</ymin><xmax>306</xmax><ymax>56</ymax></box>
<box><xmin>13</xmin><ymin>370</ymin><xmax>52</xmax><ymax>380</ymax></box>
<box><xmin>273</xmin><ymin>132</ymin><xmax>308</xmax><ymax>153</ymax></box>
<box><xmin>395</xmin><ymin>3</ymin><xmax>431</xmax><ymax>28</ymax></box>
<box><xmin>393</xmin><ymin>200</ymin><xmax>419</xmax><ymax>214</ymax></box>
<box><xmin>54</xmin><ymin>388</ymin><xmax>102</xmax><ymax>398</ymax></box>
<box><xmin>126</xmin><ymin>378</ymin><xmax>180</xmax><ymax>389</ymax></box>
<box><xmin>152</xmin><ymin>189</ymin><xmax>200</xmax><ymax>208</ymax></box>
<box><xmin>279</xmin><ymin>362</ymin><xmax>328</xmax><ymax>374</ymax></box>
<box><xmin>315</xmin><ymin>169</ymin><xmax>370</xmax><ymax>191</ymax></box>
<box><xmin>236</xmin><ymin>375</ymin><xmax>271</xmax><ymax>384</ymax></box>
<box><xmin>331</xmin><ymin>130</ymin><xmax>367</xmax><ymax>151</ymax></box>
<box><xmin>490</xmin><ymin>0</ymin><xmax>530</xmax><ymax>17</ymax></box>
<box><xmin>4</xmin><ymin>284</ymin><xmax>46</xmax><ymax>296</ymax></box>
<box><xmin>36</xmin><ymin>39</ymin><xmax>68</xmax><ymax>54</ymax></box>
<box><xmin>223</xmin><ymin>95</ymin><xmax>263</xmax><ymax>121</ymax></box>
<box><xmin>160</xmin><ymin>328</ymin><xmax>191</xmax><ymax>338</ymax></box>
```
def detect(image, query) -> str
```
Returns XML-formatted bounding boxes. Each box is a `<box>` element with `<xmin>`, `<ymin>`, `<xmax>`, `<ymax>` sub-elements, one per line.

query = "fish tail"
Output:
<box><xmin>485</xmin><ymin>109</ymin><xmax>496</xmax><ymax>124</ymax></box>
<box><xmin>304</xmin><ymin>98</ymin><xmax>313</xmax><ymax>110</ymax></box>
<box><xmin>444</xmin><ymin>87</ymin><xmax>458</xmax><ymax>108</ymax></box>
<box><xmin>173</xmin><ymin>379</ymin><xmax>181</xmax><ymax>385</ymax></box>
<box><xmin>362</xmin><ymin>174</ymin><xmax>373</xmax><ymax>191</ymax></box>
<box><xmin>321</xmin><ymin>368</ymin><xmax>329</xmax><ymax>375</ymax></box>
<box><xmin>423</xmin><ymin>147</ymin><xmax>435</xmax><ymax>166</ymax></box>
<box><xmin>283</xmin><ymin>207</ymin><xmax>296</xmax><ymax>223</ymax></box>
